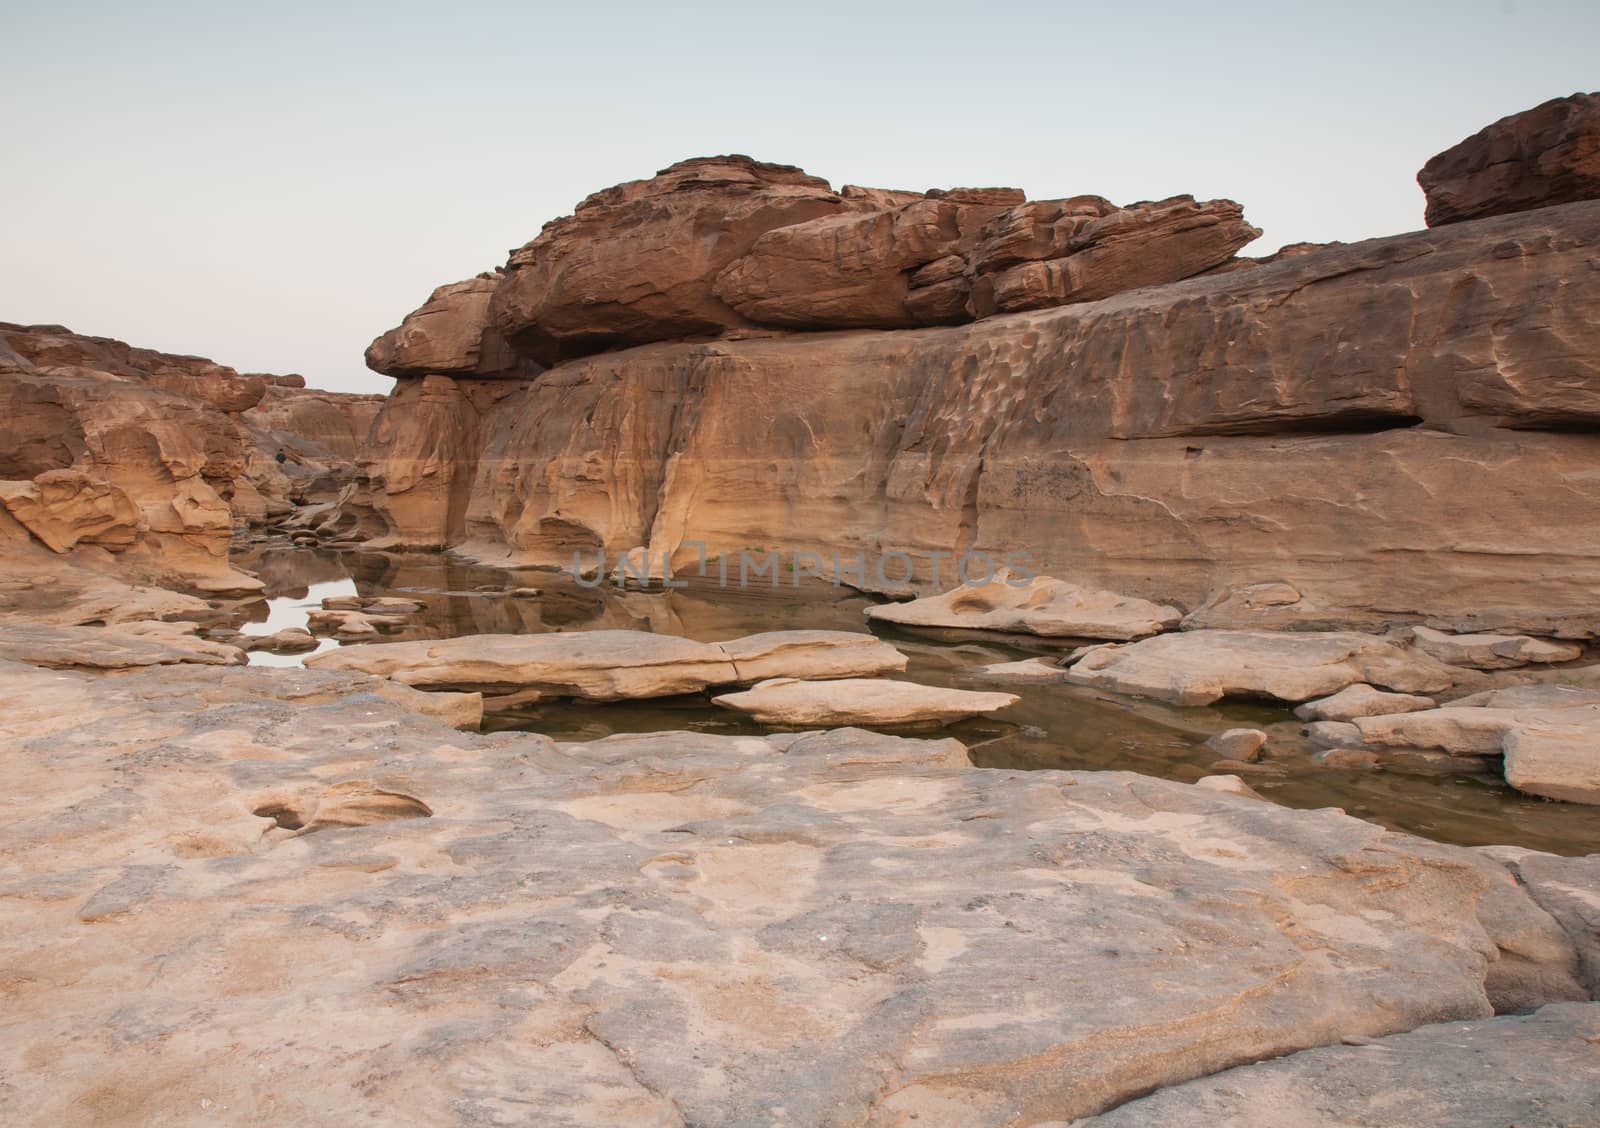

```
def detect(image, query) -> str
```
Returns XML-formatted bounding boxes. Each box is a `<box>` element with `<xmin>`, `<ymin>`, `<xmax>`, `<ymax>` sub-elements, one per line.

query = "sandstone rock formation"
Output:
<box><xmin>0</xmin><ymin>322</ymin><xmax>382</xmax><ymax>591</ymax></box>
<box><xmin>306</xmin><ymin>628</ymin><xmax>907</xmax><ymax>701</ymax></box>
<box><xmin>364</xmin><ymin>273</ymin><xmax>536</xmax><ymax>378</ymax></box>
<box><xmin>1420</xmin><ymin>91</ymin><xmax>1600</xmax><ymax>226</ymax></box>
<box><xmin>362</xmin><ymin>155</ymin><xmax>1257</xmax><ymax>375</ymax></box>
<box><xmin>711</xmin><ymin>676</ymin><xmax>1019</xmax><ymax>727</ymax></box>
<box><xmin>1409</xmin><ymin>624</ymin><xmax>1583</xmax><ymax>670</ymax></box>
<box><xmin>339</xmin><ymin>194</ymin><xmax>1600</xmax><ymax>636</ymax></box>
<box><xmin>864</xmin><ymin>573</ymin><xmax>1182</xmax><ymax>640</ymax></box>
<box><xmin>1</xmin><ymin>654</ymin><xmax>1592</xmax><ymax>1124</ymax></box>
<box><xmin>1065</xmin><ymin>630</ymin><xmax>1456</xmax><ymax>706</ymax></box>
<box><xmin>1294</xmin><ymin>684</ymin><xmax>1437</xmax><ymax>722</ymax></box>
<box><xmin>1081</xmin><ymin>1002</ymin><xmax>1600</xmax><ymax>1126</ymax></box>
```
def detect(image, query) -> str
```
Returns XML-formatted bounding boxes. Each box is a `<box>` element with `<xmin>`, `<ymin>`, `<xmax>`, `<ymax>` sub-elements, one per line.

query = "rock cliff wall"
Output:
<box><xmin>0</xmin><ymin>323</ymin><xmax>383</xmax><ymax>593</ymax></box>
<box><xmin>340</xmin><ymin>94</ymin><xmax>1600</xmax><ymax>634</ymax></box>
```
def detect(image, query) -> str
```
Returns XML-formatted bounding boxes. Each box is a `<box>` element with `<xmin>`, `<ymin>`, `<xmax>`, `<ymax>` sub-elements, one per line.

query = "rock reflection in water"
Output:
<box><xmin>225</xmin><ymin>542</ymin><xmax>1600</xmax><ymax>855</ymax></box>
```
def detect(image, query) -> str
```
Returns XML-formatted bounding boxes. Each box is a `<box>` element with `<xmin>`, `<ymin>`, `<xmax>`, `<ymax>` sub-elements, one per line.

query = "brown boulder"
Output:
<box><xmin>365</xmin><ymin>274</ymin><xmax>535</xmax><ymax>378</ymax></box>
<box><xmin>972</xmin><ymin>195</ymin><xmax>1261</xmax><ymax>315</ymax></box>
<box><xmin>489</xmin><ymin>155</ymin><xmax>847</xmax><ymax>364</ymax></box>
<box><xmin>1419</xmin><ymin>92</ymin><xmax>1600</xmax><ymax>226</ymax></box>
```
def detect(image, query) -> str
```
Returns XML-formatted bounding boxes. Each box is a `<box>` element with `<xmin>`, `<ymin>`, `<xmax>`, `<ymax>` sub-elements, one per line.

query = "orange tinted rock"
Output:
<box><xmin>1420</xmin><ymin>92</ymin><xmax>1600</xmax><ymax>226</ymax></box>
<box><xmin>489</xmin><ymin>156</ymin><xmax>846</xmax><ymax>364</ymax></box>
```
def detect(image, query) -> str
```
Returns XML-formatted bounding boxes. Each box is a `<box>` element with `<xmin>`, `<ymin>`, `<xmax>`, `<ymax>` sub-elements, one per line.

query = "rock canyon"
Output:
<box><xmin>2</xmin><ymin>93</ymin><xmax>1599</xmax><ymax>1124</ymax></box>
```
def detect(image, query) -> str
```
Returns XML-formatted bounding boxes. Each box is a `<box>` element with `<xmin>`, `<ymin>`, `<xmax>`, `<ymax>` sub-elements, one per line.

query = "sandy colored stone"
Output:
<box><xmin>1081</xmin><ymin>1003</ymin><xmax>1600</xmax><ymax>1126</ymax></box>
<box><xmin>711</xmin><ymin>676</ymin><xmax>1018</xmax><ymax>727</ymax></box>
<box><xmin>715</xmin><ymin>629</ymin><xmax>906</xmax><ymax>682</ymax></box>
<box><xmin>0</xmin><ymin>470</ymin><xmax>141</xmax><ymax>553</ymax></box>
<box><xmin>1410</xmin><ymin>624</ymin><xmax>1583</xmax><ymax>670</ymax></box>
<box><xmin>336</xmin><ymin>198</ymin><xmax>1600</xmax><ymax>635</ymax></box>
<box><xmin>1355</xmin><ymin>704</ymin><xmax>1600</xmax><ymax>757</ymax></box>
<box><xmin>968</xmin><ymin>655</ymin><xmax>1070</xmax><ymax>682</ymax></box>
<box><xmin>1065</xmin><ymin>630</ymin><xmax>1455</xmax><ymax>706</ymax></box>
<box><xmin>0</xmin><ymin>658</ymin><xmax>1590</xmax><ymax>1123</ymax></box>
<box><xmin>245</xmin><ymin>627</ymin><xmax>319</xmax><ymax>653</ymax></box>
<box><xmin>1295</xmin><ymin>683</ymin><xmax>1437</xmax><ymax>722</ymax></box>
<box><xmin>364</xmin><ymin>274</ymin><xmax>534</xmax><ymax>379</ymax></box>
<box><xmin>0</xmin><ymin>622</ymin><xmax>245</xmax><ymax>669</ymax></box>
<box><xmin>307</xmin><ymin>628</ymin><xmax>912</xmax><ymax>701</ymax></box>
<box><xmin>307</xmin><ymin>628</ymin><xmax>737</xmax><ymax>698</ymax></box>
<box><xmin>1503</xmin><ymin>724</ymin><xmax>1600</xmax><ymax>805</ymax></box>
<box><xmin>865</xmin><ymin>574</ymin><xmax>1182</xmax><ymax>640</ymax></box>
<box><xmin>1313</xmin><ymin>748</ymin><xmax>1382</xmax><ymax>771</ymax></box>
<box><xmin>1204</xmin><ymin>728</ymin><xmax>1267</xmax><ymax>761</ymax></box>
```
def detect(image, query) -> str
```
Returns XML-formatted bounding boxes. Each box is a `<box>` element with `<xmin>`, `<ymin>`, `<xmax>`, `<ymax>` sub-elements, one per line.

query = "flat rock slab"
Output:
<box><xmin>716</xmin><ymin>629</ymin><xmax>907</xmax><ymax>682</ymax></box>
<box><xmin>969</xmin><ymin>655</ymin><xmax>1071</xmax><ymax>682</ymax></box>
<box><xmin>712</xmin><ymin>676</ymin><xmax>1018</xmax><ymax>727</ymax></box>
<box><xmin>1080</xmin><ymin>1002</ymin><xmax>1600</xmax><ymax>1126</ymax></box>
<box><xmin>1066</xmin><ymin>630</ymin><xmax>1455</xmax><ymax>706</ymax></box>
<box><xmin>865</xmin><ymin>575</ymin><xmax>1182</xmax><ymax>641</ymax></box>
<box><xmin>0</xmin><ymin>659</ymin><xmax>1591</xmax><ymax>1125</ymax></box>
<box><xmin>0</xmin><ymin>621</ymin><xmax>246</xmax><ymax>669</ymax></box>
<box><xmin>1294</xmin><ymin>683</ymin><xmax>1436</xmax><ymax>722</ymax></box>
<box><xmin>306</xmin><ymin>628</ymin><xmax>905</xmax><ymax>701</ymax></box>
<box><xmin>1411</xmin><ymin>625</ymin><xmax>1583</xmax><ymax>670</ymax></box>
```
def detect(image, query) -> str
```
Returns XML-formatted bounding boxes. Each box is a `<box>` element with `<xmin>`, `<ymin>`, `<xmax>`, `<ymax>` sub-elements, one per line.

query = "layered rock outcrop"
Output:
<box><xmin>343</xmin><ymin>194</ymin><xmax>1600</xmax><ymax>633</ymax></box>
<box><xmin>0</xmin><ymin>323</ymin><xmax>382</xmax><ymax>591</ymax></box>
<box><xmin>362</xmin><ymin>155</ymin><xmax>1259</xmax><ymax>375</ymax></box>
<box><xmin>1420</xmin><ymin>91</ymin><xmax>1600</xmax><ymax>226</ymax></box>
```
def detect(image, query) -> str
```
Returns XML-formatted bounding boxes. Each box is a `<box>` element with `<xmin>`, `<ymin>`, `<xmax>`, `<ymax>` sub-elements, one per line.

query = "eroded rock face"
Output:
<box><xmin>0</xmin><ymin>656</ymin><xmax>1592</xmax><ymax>1124</ymax></box>
<box><xmin>0</xmin><ymin>322</ymin><xmax>383</xmax><ymax>590</ymax></box>
<box><xmin>343</xmin><ymin>199</ymin><xmax>1600</xmax><ymax>635</ymax></box>
<box><xmin>365</xmin><ymin>274</ymin><xmax>536</xmax><ymax>378</ymax></box>
<box><xmin>1420</xmin><ymin>92</ymin><xmax>1600</xmax><ymax>226</ymax></box>
<box><xmin>490</xmin><ymin>156</ymin><xmax>848</xmax><ymax>364</ymax></box>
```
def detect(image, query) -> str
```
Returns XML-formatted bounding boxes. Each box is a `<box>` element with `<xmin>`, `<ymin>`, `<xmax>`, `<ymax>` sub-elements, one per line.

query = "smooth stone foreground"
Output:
<box><xmin>712</xmin><ymin>677</ymin><xmax>1019</xmax><ymax>727</ymax></box>
<box><xmin>0</xmin><ymin>619</ymin><xmax>247</xmax><ymax>669</ymax></box>
<box><xmin>865</xmin><ymin>574</ymin><xmax>1182</xmax><ymax>641</ymax></box>
<box><xmin>0</xmin><ymin>659</ymin><xmax>1593</xmax><ymax>1124</ymax></box>
<box><xmin>1066</xmin><ymin>630</ymin><xmax>1457</xmax><ymax>706</ymax></box>
<box><xmin>306</xmin><ymin>628</ymin><xmax>906</xmax><ymax>700</ymax></box>
<box><xmin>1079</xmin><ymin>1002</ymin><xmax>1600</xmax><ymax>1126</ymax></box>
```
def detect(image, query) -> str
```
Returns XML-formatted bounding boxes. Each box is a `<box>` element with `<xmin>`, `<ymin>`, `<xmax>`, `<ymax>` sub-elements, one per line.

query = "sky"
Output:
<box><xmin>3</xmin><ymin>0</ymin><xmax>1596</xmax><ymax>394</ymax></box>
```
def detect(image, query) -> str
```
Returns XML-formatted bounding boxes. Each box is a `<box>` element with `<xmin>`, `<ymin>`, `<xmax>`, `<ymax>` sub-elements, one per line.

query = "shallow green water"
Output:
<box><xmin>226</xmin><ymin>540</ymin><xmax>1600</xmax><ymax>856</ymax></box>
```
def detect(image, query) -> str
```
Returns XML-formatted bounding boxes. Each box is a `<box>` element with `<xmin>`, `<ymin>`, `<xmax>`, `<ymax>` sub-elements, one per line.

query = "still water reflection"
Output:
<box><xmin>226</xmin><ymin>541</ymin><xmax>1600</xmax><ymax>855</ymax></box>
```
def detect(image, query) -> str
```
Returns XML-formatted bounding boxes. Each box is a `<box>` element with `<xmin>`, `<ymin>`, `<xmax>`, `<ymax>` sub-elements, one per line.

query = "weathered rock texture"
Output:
<box><xmin>1420</xmin><ymin>91</ymin><xmax>1600</xmax><ymax>226</ymax></box>
<box><xmin>343</xmin><ymin>193</ymin><xmax>1600</xmax><ymax>635</ymax></box>
<box><xmin>364</xmin><ymin>273</ymin><xmax>537</xmax><ymax>379</ymax></box>
<box><xmin>0</xmin><ymin>655</ymin><xmax>1593</xmax><ymax>1124</ymax></box>
<box><xmin>305</xmin><ymin>628</ymin><xmax>906</xmax><ymax>701</ymax></box>
<box><xmin>359</xmin><ymin>154</ymin><xmax>1256</xmax><ymax>375</ymax></box>
<box><xmin>0</xmin><ymin>323</ymin><xmax>382</xmax><ymax>590</ymax></box>
<box><xmin>865</xmin><ymin>573</ymin><xmax>1181</xmax><ymax>640</ymax></box>
<box><xmin>1082</xmin><ymin>1002</ymin><xmax>1600</xmax><ymax>1126</ymax></box>
<box><xmin>711</xmin><ymin>676</ymin><xmax>1019</xmax><ymax>727</ymax></box>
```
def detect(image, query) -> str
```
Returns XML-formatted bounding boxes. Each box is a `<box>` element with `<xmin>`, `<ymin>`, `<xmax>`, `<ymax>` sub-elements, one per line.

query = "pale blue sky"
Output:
<box><xmin>3</xmin><ymin>0</ymin><xmax>1596</xmax><ymax>392</ymax></box>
